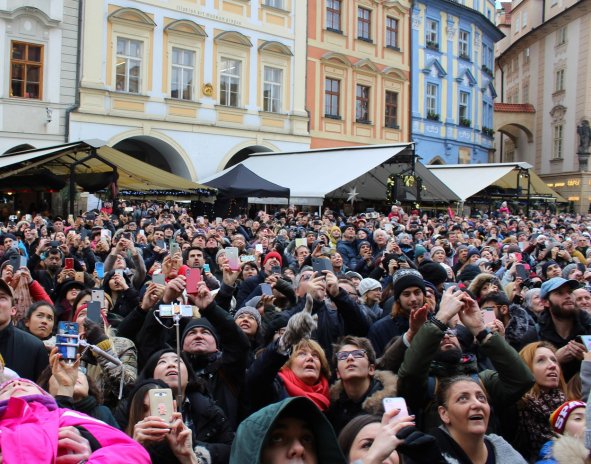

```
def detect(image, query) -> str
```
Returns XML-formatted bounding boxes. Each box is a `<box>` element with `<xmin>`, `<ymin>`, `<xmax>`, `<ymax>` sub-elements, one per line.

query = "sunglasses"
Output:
<box><xmin>336</xmin><ymin>349</ymin><xmax>367</xmax><ymax>361</ymax></box>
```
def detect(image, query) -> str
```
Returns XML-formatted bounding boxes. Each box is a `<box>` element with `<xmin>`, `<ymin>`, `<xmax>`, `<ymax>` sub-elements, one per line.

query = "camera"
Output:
<box><xmin>158</xmin><ymin>304</ymin><xmax>193</xmax><ymax>318</ymax></box>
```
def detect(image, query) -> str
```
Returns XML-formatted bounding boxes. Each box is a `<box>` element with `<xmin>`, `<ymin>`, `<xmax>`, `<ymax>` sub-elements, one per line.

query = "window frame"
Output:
<box><xmin>555</xmin><ymin>69</ymin><xmax>565</xmax><ymax>92</ymax></box>
<box><xmin>355</xmin><ymin>84</ymin><xmax>370</xmax><ymax>123</ymax></box>
<box><xmin>9</xmin><ymin>41</ymin><xmax>44</xmax><ymax>99</ymax></box>
<box><xmin>426</xmin><ymin>82</ymin><xmax>438</xmax><ymax>117</ymax></box>
<box><xmin>219</xmin><ymin>57</ymin><xmax>242</xmax><ymax>107</ymax></box>
<box><xmin>357</xmin><ymin>7</ymin><xmax>372</xmax><ymax>42</ymax></box>
<box><xmin>263</xmin><ymin>0</ymin><xmax>284</xmax><ymax>8</ymax></box>
<box><xmin>459</xmin><ymin>91</ymin><xmax>469</xmax><ymax>121</ymax></box>
<box><xmin>459</xmin><ymin>30</ymin><xmax>470</xmax><ymax>60</ymax></box>
<box><xmin>326</xmin><ymin>0</ymin><xmax>342</xmax><ymax>32</ymax></box>
<box><xmin>263</xmin><ymin>66</ymin><xmax>283</xmax><ymax>113</ymax></box>
<box><xmin>115</xmin><ymin>37</ymin><xmax>143</xmax><ymax>94</ymax></box>
<box><xmin>426</xmin><ymin>19</ymin><xmax>439</xmax><ymax>49</ymax></box>
<box><xmin>386</xmin><ymin>17</ymin><xmax>399</xmax><ymax>49</ymax></box>
<box><xmin>385</xmin><ymin>90</ymin><xmax>399</xmax><ymax>129</ymax></box>
<box><xmin>325</xmin><ymin>77</ymin><xmax>340</xmax><ymax>118</ymax></box>
<box><xmin>170</xmin><ymin>47</ymin><xmax>196</xmax><ymax>101</ymax></box>
<box><xmin>557</xmin><ymin>26</ymin><xmax>567</xmax><ymax>45</ymax></box>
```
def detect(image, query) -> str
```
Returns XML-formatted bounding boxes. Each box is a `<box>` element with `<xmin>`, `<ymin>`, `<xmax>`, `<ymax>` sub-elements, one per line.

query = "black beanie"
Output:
<box><xmin>392</xmin><ymin>269</ymin><xmax>427</xmax><ymax>301</ymax></box>
<box><xmin>457</xmin><ymin>264</ymin><xmax>481</xmax><ymax>283</ymax></box>
<box><xmin>181</xmin><ymin>317</ymin><xmax>219</xmax><ymax>349</ymax></box>
<box><xmin>541</xmin><ymin>260</ymin><xmax>558</xmax><ymax>279</ymax></box>
<box><xmin>418</xmin><ymin>261</ymin><xmax>448</xmax><ymax>286</ymax></box>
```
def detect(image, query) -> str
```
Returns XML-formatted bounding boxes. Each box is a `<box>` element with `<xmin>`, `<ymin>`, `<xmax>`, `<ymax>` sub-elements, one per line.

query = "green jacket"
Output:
<box><xmin>230</xmin><ymin>397</ymin><xmax>346</xmax><ymax>464</ymax></box>
<box><xmin>398</xmin><ymin>322</ymin><xmax>535</xmax><ymax>433</ymax></box>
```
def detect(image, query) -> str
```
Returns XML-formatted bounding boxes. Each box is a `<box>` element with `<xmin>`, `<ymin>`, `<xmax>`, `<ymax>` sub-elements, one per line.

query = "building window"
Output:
<box><xmin>263</xmin><ymin>0</ymin><xmax>283</xmax><ymax>8</ymax></box>
<box><xmin>426</xmin><ymin>83</ymin><xmax>438</xmax><ymax>119</ymax></box>
<box><xmin>522</xmin><ymin>11</ymin><xmax>528</xmax><ymax>28</ymax></box>
<box><xmin>523</xmin><ymin>47</ymin><xmax>530</xmax><ymax>65</ymax></box>
<box><xmin>263</xmin><ymin>66</ymin><xmax>282</xmax><ymax>113</ymax></box>
<box><xmin>385</xmin><ymin>91</ymin><xmax>398</xmax><ymax>128</ymax></box>
<box><xmin>220</xmin><ymin>57</ymin><xmax>241</xmax><ymax>107</ymax></box>
<box><xmin>553</xmin><ymin>124</ymin><xmax>563</xmax><ymax>159</ymax></box>
<box><xmin>326</xmin><ymin>0</ymin><xmax>342</xmax><ymax>32</ymax></box>
<box><xmin>171</xmin><ymin>48</ymin><xmax>195</xmax><ymax>100</ymax></box>
<box><xmin>10</xmin><ymin>41</ymin><xmax>43</xmax><ymax>99</ymax></box>
<box><xmin>358</xmin><ymin>7</ymin><xmax>371</xmax><ymax>41</ymax></box>
<box><xmin>557</xmin><ymin>26</ymin><xmax>567</xmax><ymax>45</ymax></box>
<box><xmin>555</xmin><ymin>69</ymin><xmax>565</xmax><ymax>92</ymax></box>
<box><xmin>386</xmin><ymin>17</ymin><xmax>399</xmax><ymax>48</ymax></box>
<box><xmin>356</xmin><ymin>84</ymin><xmax>370</xmax><ymax>123</ymax></box>
<box><xmin>459</xmin><ymin>91</ymin><xmax>469</xmax><ymax>125</ymax></box>
<box><xmin>116</xmin><ymin>38</ymin><xmax>142</xmax><ymax>93</ymax></box>
<box><xmin>459</xmin><ymin>30</ymin><xmax>470</xmax><ymax>59</ymax></box>
<box><xmin>325</xmin><ymin>78</ymin><xmax>340</xmax><ymax>117</ymax></box>
<box><xmin>426</xmin><ymin>19</ymin><xmax>439</xmax><ymax>49</ymax></box>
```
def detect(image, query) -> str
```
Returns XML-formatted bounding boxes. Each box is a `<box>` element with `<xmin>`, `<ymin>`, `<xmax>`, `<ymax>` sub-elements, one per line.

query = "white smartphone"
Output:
<box><xmin>383</xmin><ymin>397</ymin><xmax>409</xmax><ymax>424</ymax></box>
<box><xmin>226</xmin><ymin>247</ymin><xmax>240</xmax><ymax>271</ymax></box>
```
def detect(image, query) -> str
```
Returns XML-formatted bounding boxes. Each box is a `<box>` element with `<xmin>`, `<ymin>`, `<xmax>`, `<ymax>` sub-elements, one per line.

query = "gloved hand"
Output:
<box><xmin>278</xmin><ymin>294</ymin><xmax>317</xmax><ymax>353</ymax></box>
<box><xmin>83</xmin><ymin>318</ymin><xmax>108</xmax><ymax>345</ymax></box>
<box><xmin>395</xmin><ymin>426</ymin><xmax>442</xmax><ymax>464</ymax></box>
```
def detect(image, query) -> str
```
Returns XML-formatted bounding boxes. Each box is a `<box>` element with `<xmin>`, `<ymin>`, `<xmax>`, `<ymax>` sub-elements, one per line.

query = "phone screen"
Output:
<box><xmin>580</xmin><ymin>335</ymin><xmax>591</xmax><ymax>351</ymax></box>
<box><xmin>482</xmin><ymin>309</ymin><xmax>496</xmax><ymax>325</ymax></box>
<box><xmin>261</xmin><ymin>283</ymin><xmax>273</xmax><ymax>295</ymax></box>
<box><xmin>515</xmin><ymin>264</ymin><xmax>529</xmax><ymax>280</ymax></box>
<box><xmin>19</xmin><ymin>256</ymin><xmax>27</xmax><ymax>269</ymax></box>
<box><xmin>65</xmin><ymin>258</ymin><xmax>74</xmax><ymax>270</ymax></box>
<box><xmin>56</xmin><ymin>322</ymin><xmax>79</xmax><ymax>361</ymax></box>
<box><xmin>95</xmin><ymin>262</ymin><xmax>104</xmax><ymax>279</ymax></box>
<box><xmin>152</xmin><ymin>274</ymin><xmax>166</xmax><ymax>285</ymax></box>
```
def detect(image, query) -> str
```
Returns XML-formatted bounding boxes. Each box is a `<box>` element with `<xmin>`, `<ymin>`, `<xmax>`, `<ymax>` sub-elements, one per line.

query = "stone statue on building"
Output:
<box><xmin>578</xmin><ymin>119</ymin><xmax>591</xmax><ymax>171</ymax></box>
<box><xmin>578</xmin><ymin>120</ymin><xmax>591</xmax><ymax>153</ymax></box>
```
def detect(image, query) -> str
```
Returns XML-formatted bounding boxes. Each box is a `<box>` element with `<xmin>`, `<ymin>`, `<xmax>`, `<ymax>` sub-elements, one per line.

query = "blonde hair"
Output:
<box><xmin>285</xmin><ymin>339</ymin><xmax>330</xmax><ymax>380</ymax></box>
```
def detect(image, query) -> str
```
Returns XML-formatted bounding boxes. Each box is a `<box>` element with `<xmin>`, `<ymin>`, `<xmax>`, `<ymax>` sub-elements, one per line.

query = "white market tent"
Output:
<box><xmin>427</xmin><ymin>162</ymin><xmax>566</xmax><ymax>203</ymax></box>
<box><xmin>200</xmin><ymin>144</ymin><xmax>461</xmax><ymax>206</ymax></box>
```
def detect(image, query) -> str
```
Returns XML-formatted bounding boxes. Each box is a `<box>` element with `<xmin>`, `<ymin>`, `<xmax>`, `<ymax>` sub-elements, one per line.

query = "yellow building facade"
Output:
<box><xmin>71</xmin><ymin>0</ymin><xmax>310</xmax><ymax>180</ymax></box>
<box><xmin>306</xmin><ymin>0</ymin><xmax>411</xmax><ymax>148</ymax></box>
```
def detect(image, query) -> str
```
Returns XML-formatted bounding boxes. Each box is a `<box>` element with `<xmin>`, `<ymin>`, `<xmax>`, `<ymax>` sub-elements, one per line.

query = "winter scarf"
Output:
<box><xmin>278</xmin><ymin>367</ymin><xmax>330</xmax><ymax>411</ymax></box>
<box><xmin>518</xmin><ymin>388</ymin><xmax>566</xmax><ymax>460</ymax></box>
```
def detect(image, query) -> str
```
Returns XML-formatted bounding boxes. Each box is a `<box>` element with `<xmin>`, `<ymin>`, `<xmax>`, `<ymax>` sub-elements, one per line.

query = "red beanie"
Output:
<box><xmin>263</xmin><ymin>251</ymin><xmax>282</xmax><ymax>267</ymax></box>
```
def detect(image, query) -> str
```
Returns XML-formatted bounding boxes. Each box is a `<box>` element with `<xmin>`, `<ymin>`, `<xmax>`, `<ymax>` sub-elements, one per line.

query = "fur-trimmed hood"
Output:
<box><xmin>330</xmin><ymin>370</ymin><xmax>398</xmax><ymax>415</ymax></box>
<box><xmin>467</xmin><ymin>273</ymin><xmax>502</xmax><ymax>299</ymax></box>
<box><xmin>553</xmin><ymin>435</ymin><xmax>591</xmax><ymax>464</ymax></box>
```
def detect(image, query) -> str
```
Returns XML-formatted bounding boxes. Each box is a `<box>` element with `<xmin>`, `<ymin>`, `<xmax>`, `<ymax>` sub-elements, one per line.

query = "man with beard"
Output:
<box><xmin>397</xmin><ymin>287</ymin><xmax>534</xmax><ymax>433</ymax></box>
<box><xmin>538</xmin><ymin>277</ymin><xmax>591</xmax><ymax>380</ymax></box>
<box><xmin>28</xmin><ymin>238</ymin><xmax>65</xmax><ymax>297</ymax></box>
<box><xmin>368</xmin><ymin>269</ymin><xmax>426</xmax><ymax>357</ymax></box>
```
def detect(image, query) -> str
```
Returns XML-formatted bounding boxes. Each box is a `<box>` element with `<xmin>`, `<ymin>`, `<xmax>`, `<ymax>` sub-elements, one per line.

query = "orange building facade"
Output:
<box><xmin>306</xmin><ymin>0</ymin><xmax>411</xmax><ymax>149</ymax></box>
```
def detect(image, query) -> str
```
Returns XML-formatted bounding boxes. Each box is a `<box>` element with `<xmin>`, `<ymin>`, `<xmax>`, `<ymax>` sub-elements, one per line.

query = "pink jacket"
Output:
<box><xmin>0</xmin><ymin>396</ymin><xmax>150</xmax><ymax>463</ymax></box>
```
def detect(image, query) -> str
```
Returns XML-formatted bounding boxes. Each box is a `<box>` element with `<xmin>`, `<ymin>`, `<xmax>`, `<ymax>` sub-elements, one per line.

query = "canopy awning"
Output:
<box><xmin>427</xmin><ymin>162</ymin><xmax>566</xmax><ymax>202</ymax></box>
<box><xmin>200</xmin><ymin>164</ymin><xmax>290</xmax><ymax>198</ymax></box>
<box><xmin>0</xmin><ymin>140</ymin><xmax>215</xmax><ymax>200</ymax></box>
<box><xmin>235</xmin><ymin>144</ymin><xmax>460</xmax><ymax>205</ymax></box>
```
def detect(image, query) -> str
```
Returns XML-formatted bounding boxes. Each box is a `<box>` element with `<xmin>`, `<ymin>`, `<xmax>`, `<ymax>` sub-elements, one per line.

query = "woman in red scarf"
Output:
<box><xmin>245</xmin><ymin>338</ymin><xmax>331</xmax><ymax>414</ymax></box>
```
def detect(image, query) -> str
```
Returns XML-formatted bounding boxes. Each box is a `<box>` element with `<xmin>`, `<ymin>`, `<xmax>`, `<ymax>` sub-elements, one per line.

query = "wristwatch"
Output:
<box><xmin>475</xmin><ymin>328</ymin><xmax>492</xmax><ymax>344</ymax></box>
<box><xmin>430</xmin><ymin>316</ymin><xmax>448</xmax><ymax>332</ymax></box>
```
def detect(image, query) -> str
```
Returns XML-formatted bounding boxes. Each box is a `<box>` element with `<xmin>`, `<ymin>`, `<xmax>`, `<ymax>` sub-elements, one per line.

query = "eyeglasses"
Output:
<box><xmin>443</xmin><ymin>328</ymin><xmax>458</xmax><ymax>338</ymax></box>
<box><xmin>336</xmin><ymin>349</ymin><xmax>367</xmax><ymax>361</ymax></box>
<box><xmin>481</xmin><ymin>305</ymin><xmax>500</xmax><ymax>312</ymax></box>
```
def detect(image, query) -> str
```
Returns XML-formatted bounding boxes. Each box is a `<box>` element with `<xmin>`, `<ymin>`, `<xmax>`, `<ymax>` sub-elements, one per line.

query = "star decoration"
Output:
<box><xmin>347</xmin><ymin>186</ymin><xmax>359</xmax><ymax>204</ymax></box>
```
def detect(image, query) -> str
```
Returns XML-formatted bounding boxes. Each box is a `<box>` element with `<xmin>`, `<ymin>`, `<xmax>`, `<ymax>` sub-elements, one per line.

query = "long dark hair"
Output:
<box><xmin>125</xmin><ymin>379</ymin><xmax>169</xmax><ymax>436</ymax></box>
<box><xmin>138</xmin><ymin>348</ymin><xmax>207</xmax><ymax>395</ymax></box>
<box><xmin>338</xmin><ymin>414</ymin><xmax>381</xmax><ymax>459</ymax></box>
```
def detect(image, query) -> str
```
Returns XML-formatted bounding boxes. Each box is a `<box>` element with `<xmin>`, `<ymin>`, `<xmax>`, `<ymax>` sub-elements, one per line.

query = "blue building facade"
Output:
<box><xmin>411</xmin><ymin>0</ymin><xmax>503</xmax><ymax>165</ymax></box>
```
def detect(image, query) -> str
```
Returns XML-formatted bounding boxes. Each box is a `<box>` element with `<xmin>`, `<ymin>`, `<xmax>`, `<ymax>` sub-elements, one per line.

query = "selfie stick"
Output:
<box><xmin>79</xmin><ymin>340</ymin><xmax>125</xmax><ymax>400</ymax></box>
<box><xmin>172</xmin><ymin>312</ymin><xmax>183</xmax><ymax>413</ymax></box>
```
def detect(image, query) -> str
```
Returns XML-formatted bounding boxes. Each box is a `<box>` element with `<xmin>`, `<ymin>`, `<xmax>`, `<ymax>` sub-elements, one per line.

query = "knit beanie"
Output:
<box><xmin>263</xmin><ymin>251</ymin><xmax>283</xmax><ymax>267</ymax></box>
<box><xmin>466</xmin><ymin>248</ymin><xmax>481</xmax><ymax>260</ymax></box>
<box><xmin>357</xmin><ymin>240</ymin><xmax>371</xmax><ymax>251</ymax></box>
<box><xmin>234</xmin><ymin>306</ymin><xmax>262</xmax><ymax>328</ymax></box>
<box><xmin>358</xmin><ymin>278</ymin><xmax>382</xmax><ymax>296</ymax></box>
<box><xmin>415</xmin><ymin>245</ymin><xmax>428</xmax><ymax>258</ymax></box>
<box><xmin>550</xmin><ymin>401</ymin><xmax>585</xmax><ymax>434</ymax></box>
<box><xmin>430</xmin><ymin>246</ymin><xmax>445</xmax><ymax>256</ymax></box>
<box><xmin>458</xmin><ymin>264</ymin><xmax>481</xmax><ymax>282</ymax></box>
<box><xmin>418</xmin><ymin>261</ymin><xmax>448</xmax><ymax>286</ymax></box>
<box><xmin>562</xmin><ymin>263</ymin><xmax>578</xmax><ymax>280</ymax></box>
<box><xmin>181</xmin><ymin>318</ymin><xmax>220</xmax><ymax>349</ymax></box>
<box><xmin>392</xmin><ymin>269</ymin><xmax>426</xmax><ymax>301</ymax></box>
<box><xmin>542</xmin><ymin>260</ymin><xmax>559</xmax><ymax>279</ymax></box>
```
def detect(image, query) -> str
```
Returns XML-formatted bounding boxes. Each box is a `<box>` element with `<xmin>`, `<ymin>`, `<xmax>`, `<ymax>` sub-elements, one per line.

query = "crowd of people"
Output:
<box><xmin>1</xmin><ymin>200</ymin><xmax>591</xmax><ymax>463</ymax></box>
